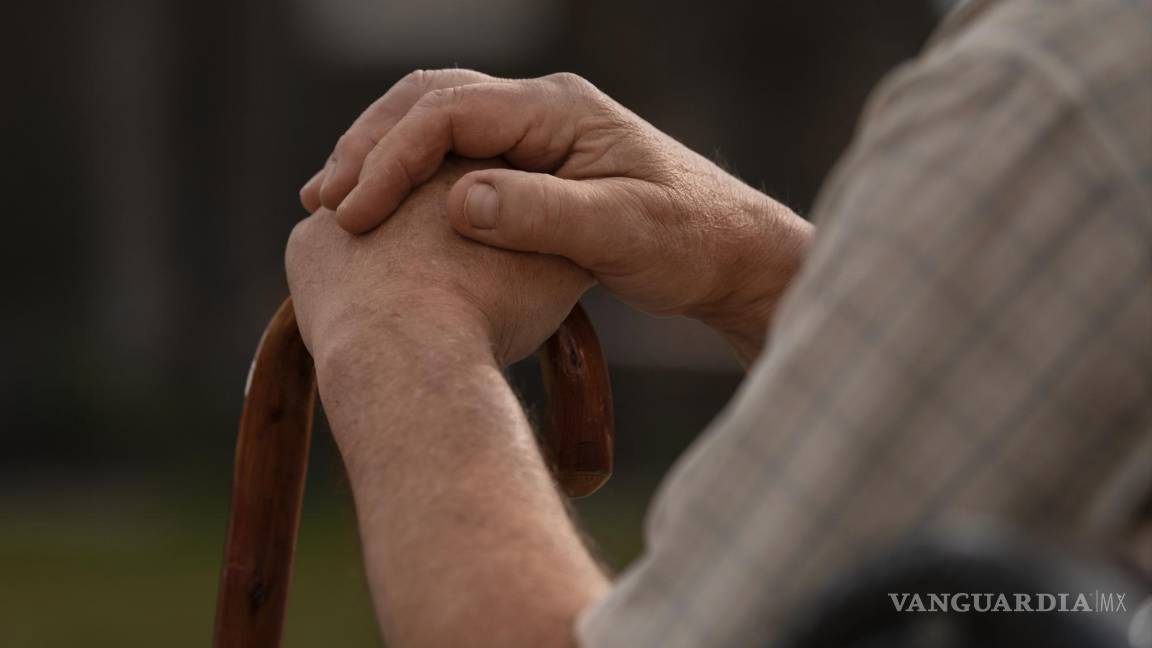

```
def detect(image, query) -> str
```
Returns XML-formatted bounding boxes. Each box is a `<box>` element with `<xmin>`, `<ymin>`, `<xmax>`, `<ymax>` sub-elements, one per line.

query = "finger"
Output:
<box><xmin>299</xmin><ymin>167</ymin><xmax>325</xmax><ymax>213</ymax></box>
<box><xmin>318</xmin><ymin>135</ymin><xmax>374</xmax><ymax>209</ymax></box>
<box><xmin>445</xmin><ymin>168</ymin><xmax>648</xmax><ymax>272</ymax></box>
<box><xmin>301</xmin><ymin>156</ymin><xmax>336</xmax><ymax>213</ymax></box>
<box><xmin>336</xmin><ymin>74</ymin><xmax>597</xmax><ymax>234</ymax></box>
<box><xmin>318</xmin><ymin>68</ymin><xmax>498</xmax><ymax>211</ymax></box>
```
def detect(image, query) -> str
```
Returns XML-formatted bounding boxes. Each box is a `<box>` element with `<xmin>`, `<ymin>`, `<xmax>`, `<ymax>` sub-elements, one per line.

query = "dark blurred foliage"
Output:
<box><xmin>0</xmin><ymin>1</ymin><xmax>938</xmax><ymax>644</ymax></box>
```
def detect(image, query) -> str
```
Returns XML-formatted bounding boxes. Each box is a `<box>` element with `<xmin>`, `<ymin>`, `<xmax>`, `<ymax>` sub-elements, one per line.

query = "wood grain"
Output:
<box><xmin>538</xmin><ymin>303</ymin><xmax>614</xmax><ymax>497</ymax></box>
<box><xmin>213</xmin><ymin>299</ymin><xmax>316</xmax><ymax>648</ymax></box>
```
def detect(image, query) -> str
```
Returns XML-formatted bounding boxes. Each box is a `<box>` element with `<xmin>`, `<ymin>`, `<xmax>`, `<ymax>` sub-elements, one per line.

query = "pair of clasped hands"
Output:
<box><xmin>287</xmin><ymin>69</ymin><xmax>812</xmax><ymax>376</ymax></box>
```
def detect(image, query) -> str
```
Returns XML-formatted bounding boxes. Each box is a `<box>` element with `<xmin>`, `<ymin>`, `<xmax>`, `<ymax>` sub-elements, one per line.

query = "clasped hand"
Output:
<box><xmin>288</xmin><ymin>70</ymin><xmax>811</xmax><ymax>368</ymax></box>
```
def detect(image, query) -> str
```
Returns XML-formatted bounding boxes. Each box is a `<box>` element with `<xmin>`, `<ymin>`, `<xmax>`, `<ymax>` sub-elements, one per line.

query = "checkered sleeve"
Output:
<box><xmin>576</xmin><ymin>2</ymin><xmax>1152</xmax><ymax>646</ymax></box>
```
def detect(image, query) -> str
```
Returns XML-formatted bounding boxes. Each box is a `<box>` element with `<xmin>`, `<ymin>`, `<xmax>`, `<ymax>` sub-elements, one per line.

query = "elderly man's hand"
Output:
<box><xmin>287</xmin><ymin>156</ymin><xmax>592</xmax><ymax>371</ymax></box>
<box><xmin>300</xmin><ymin>70</ymin><xmax>811</xmax><ymax>364</ymax></box>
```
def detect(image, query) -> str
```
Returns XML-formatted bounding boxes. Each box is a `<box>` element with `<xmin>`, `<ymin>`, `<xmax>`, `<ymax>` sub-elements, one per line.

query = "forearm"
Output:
<box><xmin>314</xmin><ymin>303</ymin><xmax>609</xmax><ymax>646</ymax></box>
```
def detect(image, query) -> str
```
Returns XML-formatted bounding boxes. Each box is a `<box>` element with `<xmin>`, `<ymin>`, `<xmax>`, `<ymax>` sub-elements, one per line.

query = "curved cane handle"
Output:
<box><xmin>213</xmin><ymin>299</ymin><xmax>314</xmax><ymax>648</ymax></box>
<box><xmin>537</xmin><ymin>303</ymin><xmax>614</xmax><ymax>497</ymax></box>
<box><xmin>213</xmin><ymin>298</ymin><xmax>613</xmax><ymax>647</ymax></box>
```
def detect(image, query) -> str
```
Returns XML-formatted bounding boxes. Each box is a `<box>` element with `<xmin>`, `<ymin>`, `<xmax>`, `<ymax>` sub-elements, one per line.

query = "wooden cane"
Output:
<box><xmin>213</xmin><ymin>297</ymin><xmax>613</xmax><ymax>647</ymax></box>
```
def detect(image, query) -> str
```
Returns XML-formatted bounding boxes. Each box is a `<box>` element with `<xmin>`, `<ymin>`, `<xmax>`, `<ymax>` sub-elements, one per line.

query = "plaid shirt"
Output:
<box><xmin>577</xmin><ymin>0</ymin><xmax>1152</xmax><ymax>645</ymax></box>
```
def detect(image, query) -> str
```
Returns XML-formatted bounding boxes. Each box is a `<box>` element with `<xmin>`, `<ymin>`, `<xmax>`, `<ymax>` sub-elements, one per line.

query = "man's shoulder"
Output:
<box><xmin>936</xmin><ymin>0</ymin><xmax>1151</xmax><ymax>50</ymax></box>
<box><xmin>932</xmin><ymin>0</ymin><xmax>1152</xmax><ymax>181</ymax></box>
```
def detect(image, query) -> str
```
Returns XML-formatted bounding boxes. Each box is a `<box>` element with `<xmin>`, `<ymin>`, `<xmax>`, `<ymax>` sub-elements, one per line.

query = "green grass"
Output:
<box><xmin>0</xmin><ymin>488</ymin><xmax>377</xmax><ymax>647</ymax></box>
<box><xmin>0</xmin><ymin>478</ymin><xmax>649</xmax><ymax>647</ymax></box>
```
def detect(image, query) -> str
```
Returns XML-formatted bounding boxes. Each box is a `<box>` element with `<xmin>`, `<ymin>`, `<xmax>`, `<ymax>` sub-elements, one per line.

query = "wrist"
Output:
<box><xmin>694</xmin><ymin>194</ymin><xmax>812</xmax><ymax>365</ymax></box>
<box><xmin>312</xmin><ymin>289</ymin><xmax>497</xmax><ymax>394</ymax></box>
<box><xmin>312</xmin><ymin>291</ymin><xmax>506</xmax><ymax>464</ymax></box>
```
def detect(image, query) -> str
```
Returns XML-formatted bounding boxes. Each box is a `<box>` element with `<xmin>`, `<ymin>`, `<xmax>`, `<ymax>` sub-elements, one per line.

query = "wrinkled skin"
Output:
<box><xmin>300</xmin><ymin>70</ymin><xmax>812</xmax><ymax>363</ymax></box>
<box><xmin>287</xmin><ymin>157</ymin><xmax>592</xmax><ymax>369</ymax></box>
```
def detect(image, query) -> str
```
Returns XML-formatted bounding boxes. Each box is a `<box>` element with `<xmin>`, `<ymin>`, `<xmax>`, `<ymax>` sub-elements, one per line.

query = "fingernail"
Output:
<box><xmin>465</xmin><ymin>183</ymin><xmax>499</xmax><ymax>229</ymax></box>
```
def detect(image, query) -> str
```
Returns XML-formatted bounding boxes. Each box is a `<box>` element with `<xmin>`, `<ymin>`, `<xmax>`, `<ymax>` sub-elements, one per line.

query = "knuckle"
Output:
<box><xmin>402</xmin><ymin>67</ymin><xmax>488</xmax><ymax>94</ymax></box>
<box><xmin>333</xmin><ymin>132</ymin><xmax>354</xmax><ymax>156</ymax></box>
<box><xmin>532</xmin><ymin>176</ymin><xmax>561</xmax><ymax>243</ymax></box>
<box><xmin>397</xmin><ymin>68</ymin><xmax>449</xmax><ymax>99</ymax></box>
<box><xmin>417</xmin><ymin>86</ymin><xmax>460</xmax><ymax>110</ymax></box>
<box><xmin>361</xmin><ymin>143</ymin><xmax>383</xmax><ymax>170</ymax></box>
<box><xmin>542</xmin><ymin>72</ymin><xmax>607</xmax><ymax>114</ymax></box>
<box><xmin>545</xmin><ymin>71</ymin><xmax>590</xmax><ymax>92</ymax></box>
<box><xmin>398</xmin><ymin>68</ymin><xmax>429</xmax><ymax>92</ymax></box>
<box><xmin>335</xmin><ymin>130</ymin><xmax>372</xmax><ymax>158</ymax></box>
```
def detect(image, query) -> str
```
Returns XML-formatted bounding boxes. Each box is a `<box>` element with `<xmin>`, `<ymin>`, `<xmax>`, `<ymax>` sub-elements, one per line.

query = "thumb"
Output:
<box><xmin>447</xmin><ymin>169</ymin><xmax>646</xmax><ymax>271</ymax></box>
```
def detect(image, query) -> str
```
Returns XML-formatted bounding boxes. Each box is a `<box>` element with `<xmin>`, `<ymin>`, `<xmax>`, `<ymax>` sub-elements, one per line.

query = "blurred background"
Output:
<box><xmin>2</xmin><ymin>0</ymin><xmax>947</xmax><ymax>645</ymax></box>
